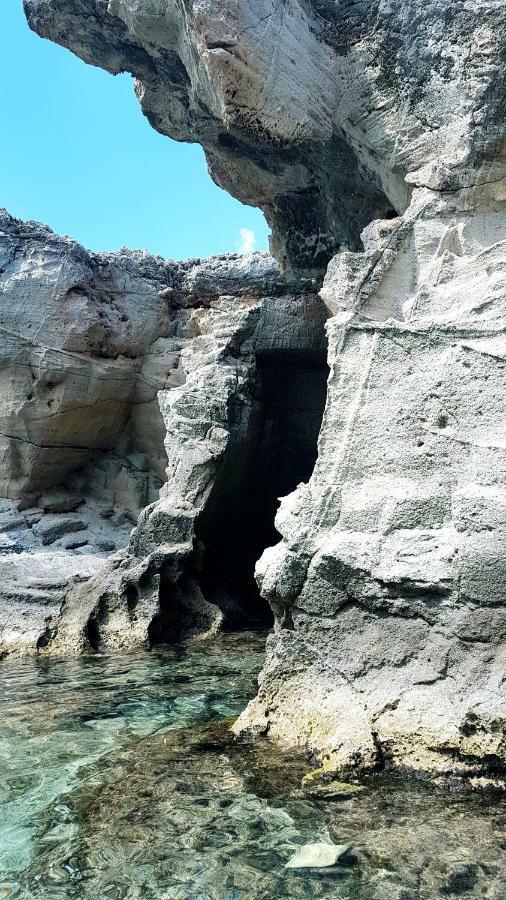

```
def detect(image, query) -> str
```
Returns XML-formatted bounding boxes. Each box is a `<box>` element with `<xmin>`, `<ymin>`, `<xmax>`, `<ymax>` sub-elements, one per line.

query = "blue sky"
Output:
<box><xmin>0</xmin><ymin>2</ymin><xmax>269</xmax><ymax>259</ymax></box>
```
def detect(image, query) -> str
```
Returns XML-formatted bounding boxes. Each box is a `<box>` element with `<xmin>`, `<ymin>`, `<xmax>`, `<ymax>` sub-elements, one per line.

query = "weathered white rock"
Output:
<box><xmin>285</xmin><ymin>842</ymin><xmax>352</xmax><ymax>869</ymax></box>
<box><xmin>47</xmin><ymin>280</ymin><xmax>328</xmax><ymax>654</ymax></box>
<box><xmin>24</xmin><ymin>0</ymin><xmax>506</xmax><ymax>278</ymax></box>
<box><xmin>0</xmin><ymin>210</ymin><xmax>173</xmax><ymax>502</ymax></box>
<box><xmin>239</xmin><ymin>194</ymin><xmax>506</xmax><ymax>778</ymax></box>
<box><xmin>20</xmin><ymin>0</ymin><xmax>506</xmax><ymax>780</ymax></box>
<box><xmin>0</xmin><ymin>211</ymin><xmax>326</xmax><ymax>655</ymax></box>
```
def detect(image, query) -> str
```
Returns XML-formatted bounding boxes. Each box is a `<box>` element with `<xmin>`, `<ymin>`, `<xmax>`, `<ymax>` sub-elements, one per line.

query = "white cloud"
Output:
<box><xmin>236</xmin><ymin>227</ymin><xmax>256</xmax><ymax>254</ymax></box>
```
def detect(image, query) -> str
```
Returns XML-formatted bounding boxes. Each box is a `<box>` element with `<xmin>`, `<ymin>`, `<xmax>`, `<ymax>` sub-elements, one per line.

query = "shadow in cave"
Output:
<box><xmin>195</xmin><ymin>349</ymin><xmax>329</xmax><ymax>630</ymax></box>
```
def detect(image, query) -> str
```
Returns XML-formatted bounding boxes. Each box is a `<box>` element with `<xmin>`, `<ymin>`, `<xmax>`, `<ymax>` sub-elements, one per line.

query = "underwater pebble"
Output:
<box><xmin>285</xmin><ymin>841</ymin><xmax>352</xmax><ymax>869</ymax></box>
<box><xmin>0</xmin><ymin>885</ymin><xmax>21</xmax><ymax>898</ymax></box>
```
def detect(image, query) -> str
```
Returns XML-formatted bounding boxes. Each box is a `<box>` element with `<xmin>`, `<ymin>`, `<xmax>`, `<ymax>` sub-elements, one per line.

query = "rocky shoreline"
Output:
<box><xmin>2</xmin><ymin>0</ymin><xmax>504</xmax><ymax>781</ymax></box>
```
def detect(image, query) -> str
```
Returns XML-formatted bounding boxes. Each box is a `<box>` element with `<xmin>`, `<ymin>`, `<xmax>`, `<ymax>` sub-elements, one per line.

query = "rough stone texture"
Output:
<box><xmin>0</xmin><ymin>209</ymin><xmax>326</xmax><ymax>655</ymax></box>
<box><xmin>23</xmin><ymin>0</ymin><xmax>506</xmax><ymax>275</ymax></box>
<box><xmin>21</xmin><ymin>0</ymin><xmax>506</xmax><ymax>779</ymax></box>
<box><xmin>0</xmin><ymin>210</ymin><xmax>172</xmax><ymax>502</ymax></box>
<box><xmin>47</xmin><ymin>268</ymin><xmax>327</xmax><ymax>655</ymax></box>
<box><xmin>0</xmin><ymin>209</ymin><xmax>177</xmax><ymax>652</ymax></box>
<box><xmin>242</xmin><ymin>193</ymin><xmax>506</xmax><ymax>780</ymax></box>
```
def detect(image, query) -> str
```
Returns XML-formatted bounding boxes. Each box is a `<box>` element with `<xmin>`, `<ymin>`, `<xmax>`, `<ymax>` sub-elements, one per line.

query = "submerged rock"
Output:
<box><xmin>302</xmin><ymin>769</ymin><xmax>365</xmax><ymax>800</ymax></box>
<box><xmin>285</xmin><ymin>842</ymin><xmax>353</xmax><ymax>869</ymax></box>
<box><xmin>1</xmin><ymin>635</ymin><xmax>505</xmax><ymax>899</ymax></box>
<box><xmin>441</xmin><ymin>863</ymin><xmax>480</xmax><ymax>896</ymax></box>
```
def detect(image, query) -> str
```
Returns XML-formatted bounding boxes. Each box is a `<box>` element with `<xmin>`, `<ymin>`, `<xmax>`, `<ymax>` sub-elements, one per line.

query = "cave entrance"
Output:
<box><xmin>196</xmin><ymin>350</ymin><xmax>329</xmax><ymax>629</ymax></box>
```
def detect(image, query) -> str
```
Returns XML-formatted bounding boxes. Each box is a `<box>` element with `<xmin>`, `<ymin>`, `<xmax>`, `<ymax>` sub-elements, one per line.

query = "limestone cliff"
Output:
<box><xmin>18</xmin><ymin>0</ymin><xmax>506</xmax><ymax>780</ymax></box>
<box><xmin>0</xmin><ymin>210</ymin><xmax>327</xmax><ymax>653</ymax></box>
<box><xmin>0</xmin><ymin>210</ymin><xmax>170</xmax><ymax>649</ymax></box>
<box><xmin>24</xmin><ymin>0</ymin><xmax>506</xmax><ymax>277</ymax></box>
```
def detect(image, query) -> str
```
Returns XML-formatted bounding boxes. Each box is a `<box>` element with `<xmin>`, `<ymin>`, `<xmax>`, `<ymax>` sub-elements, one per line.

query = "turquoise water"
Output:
<box><xmin>0</xmin><ymin>632</ymin><xmax>505</xmax><ymax>899</ymax></box>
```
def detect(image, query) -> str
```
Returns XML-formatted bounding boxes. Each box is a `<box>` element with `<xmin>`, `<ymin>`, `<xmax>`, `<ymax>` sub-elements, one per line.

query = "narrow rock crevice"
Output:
<box><xmin>194</xmin><ymin>349</ymin><xmax>329</xmax><ymax>630</ymax></box>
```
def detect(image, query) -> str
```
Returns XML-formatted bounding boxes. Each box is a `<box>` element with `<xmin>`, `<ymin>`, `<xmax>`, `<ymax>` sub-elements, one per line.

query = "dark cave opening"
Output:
<box><xmin>195</xmin><ymin>350</ymin><xmax>329</xmax><ymax>630</ymax></box>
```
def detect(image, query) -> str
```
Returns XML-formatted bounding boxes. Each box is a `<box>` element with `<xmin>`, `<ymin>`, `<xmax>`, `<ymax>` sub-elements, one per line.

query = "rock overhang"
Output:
<box><xmin>23</xmin><ymin>0</ymin><xmax>506</xmax><ymax>277</ymax></box>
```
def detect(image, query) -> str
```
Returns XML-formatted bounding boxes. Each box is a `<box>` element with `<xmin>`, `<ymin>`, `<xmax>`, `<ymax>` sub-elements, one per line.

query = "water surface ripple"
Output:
<box><xmin>0</xmin><ymin>632</ymin><xmax>504</xmax><ymax>898</ymax></box>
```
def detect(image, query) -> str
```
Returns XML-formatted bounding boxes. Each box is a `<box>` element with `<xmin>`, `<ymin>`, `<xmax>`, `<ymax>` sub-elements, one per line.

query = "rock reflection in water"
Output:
<box><xmin>0</xmin><ymin>632</ymin><xmax>504</xmax><ymax>899</ymax></box>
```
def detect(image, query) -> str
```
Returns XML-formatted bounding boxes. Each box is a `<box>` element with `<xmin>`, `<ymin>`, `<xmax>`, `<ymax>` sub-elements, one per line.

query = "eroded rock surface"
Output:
<box><xmin>48</xmin><ymin>259</ymin><xmax>328</xmax><ymax>655</ymax></box>
<box><xmin>0</xmin><ymin>210</ymin><xmax>176</xmax><ymax>651</ymax></box>
<box><xmin>0</xmin><ymin>210</ymin><xmax>327</xmax><ymax>654</ymax></box>
<box><xmin>20</xmin><ymin>0</ymin><xmax>506</xmax><ymax>779</ymax></box>
<box><xmin>24</xmin><ymin>0</ymin><xmax>506</xmax><ymax>275</ymax></box>
<box><xmin>242</xmin><ymin>197</ymin><xmax>506</xmax><ymax>780</ymax></box>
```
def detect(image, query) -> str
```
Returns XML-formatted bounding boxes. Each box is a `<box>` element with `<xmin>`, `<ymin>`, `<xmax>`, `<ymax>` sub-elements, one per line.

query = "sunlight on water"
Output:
<box><xmin>0</xmin><ymin>632</ymin><xmax>504</xmax><ymax>899</ymax></box>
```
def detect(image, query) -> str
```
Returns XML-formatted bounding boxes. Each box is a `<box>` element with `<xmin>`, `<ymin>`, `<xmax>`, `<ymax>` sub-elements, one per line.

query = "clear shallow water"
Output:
<box><xmin>0</xmin><ymin>632</ymin><xmax>504</xmax><ymax>899</ymax></box>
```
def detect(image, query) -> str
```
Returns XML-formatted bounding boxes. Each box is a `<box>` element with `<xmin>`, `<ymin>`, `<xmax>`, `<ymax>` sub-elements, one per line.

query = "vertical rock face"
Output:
<box><xmin>47</xmin><ymin>261</ymin><xmax>328</xmax><ymax>655</ymax></box>
<box><xmin>20</xmin><ymin>0</ymin><xmax>506</xmax><ymax>778</ymax></box>
<box><xmin>244</xmin><ymin>195</ymin><xmax>506</xmax><ymax>779</ymax></box>
<box><xmin>0</xmin><ymin>212</ymin><xmax>171</xmax><ymax>502</ymax></box>
<box><xmin>0</xmin><ymin>210</ymin><xmax>172</xmax><ymax>650</ymax></box>
<box><xmin>0</xmin><ymin>210</ymin><xmax>327</xmax><ymax>654</ymax></box>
